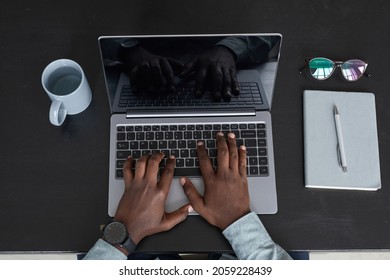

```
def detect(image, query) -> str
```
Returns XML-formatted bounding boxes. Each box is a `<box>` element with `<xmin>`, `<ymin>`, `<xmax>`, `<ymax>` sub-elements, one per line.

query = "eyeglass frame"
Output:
<box><xmin>299</xmin><ymin>57</ymin><xmax>371</xmax><ymax>81</ymax></box>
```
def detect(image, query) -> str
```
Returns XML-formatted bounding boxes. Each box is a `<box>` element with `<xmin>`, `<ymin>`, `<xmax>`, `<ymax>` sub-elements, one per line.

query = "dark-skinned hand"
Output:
<box><xmin>180</xmin><ymin>132</ymin><xmax>250</xmax><ymax>230</ymax></box>
<box><xmin>180</xmin><ymin>46</ymin><xmax>240</xmax><ymax>101</ymax></box>
<box><xmin>114</xmin><ymin>153</ymin><xmax>191</xmax><ymax>255</ymax></box>
<box><xmin>123</xmin><ymin>46</ymin><xmax>184</xmax><ymax>94</ymax></box>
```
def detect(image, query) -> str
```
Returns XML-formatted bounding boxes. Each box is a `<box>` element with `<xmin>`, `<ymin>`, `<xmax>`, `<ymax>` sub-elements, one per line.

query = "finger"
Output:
<box><xmin>139</xmin><ymin>62</ymin><xmax>151</xmax><ymax>92</ymax></box>
<box><xmin>123</xmin><ymin>156</ymin><xmax>134</xmax><ymax>188</ymax></box>
<box><xmin>158</xmin><ymin>155</ymin><xmax>176</xmax><ymax>194</ymax></box>
<box><xmin>145</xmin><ymin>153</ymin><xmax>165</xmax><ymax>182</ymax></box>
<box><xmin>134</xmin><ymin>154</ymin><xmax>151</xmax><ymax>179</ymax></box>
<box><xmin>160</xmin><ymin>204</ymin><xmax>192</xmax><ymax>231</ymax></box>
<box><xmin>211</xmin><ymin>64</ymin><xmax>223</xmax><ymax>101</ymax></box>
<box><xmin>166</xmin><ymin>57</ymin><xmax>185</xmax><ymax>75</ymax></box>
<box><xmin>222</xmin><ymin>68</ymin><xmax>232</xmax><ymax>101</ymax></box>
<box><xmin>227</xmin><ymin>133</ymin><xmax>239</xmax><ymax>171</ymax></box>
<box><xmin>196</xmin><ymin>141</ymin><xmax>215</xmax><ymax>178</ymax></box>
<box><xmin>195</xmin><ymin>66</ymin><xmax>207</xmax><ymax>98</ymax></box>
<box><xmin>179</xmin><ymin>59</ymin><xmax>196</xmax><ymax>78</ymax></box>
<box><xmin>216</xmin><ymin>132</ymin><xmax>229</xmax><ymax>170</ymax></box>
<box><xmin>180</xmin><ymin>177</ymin><xmax>205</xmax><ymax>214</ymax></box>
<box><xmin>150</xmin><ymin>60</ymin><xmax>164</xmax><ymax>90</ymax></box>
<box><xmin>238</xmin><ymin>145</ymin><xmax>247</xmax><ymax>176</ymax></box>
<box><xmin>160</xmin><ymin>58</ymin><xmax>175</xmax><ymax>93</ymax></box>
<box><xmin>231</xmin><ymin>69</ymin><xmax>240</xmax><ymax>96</ymax></box>
<box><xmin>130</xmin><ymin>66</ymin><xmax>140</xmax><ymax>93</ymax></box>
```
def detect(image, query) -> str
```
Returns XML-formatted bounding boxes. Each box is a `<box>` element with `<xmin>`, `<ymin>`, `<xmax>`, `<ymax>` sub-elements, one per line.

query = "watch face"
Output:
<box><xmin>104</xmin><ymin>222</ymin><xmax>127</xmax><ymax>244</ymax></box>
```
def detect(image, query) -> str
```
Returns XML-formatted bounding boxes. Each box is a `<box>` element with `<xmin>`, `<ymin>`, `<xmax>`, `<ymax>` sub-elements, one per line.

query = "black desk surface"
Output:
<box><xmin>1</xmin><ymin>0</ymin><xmax>389</xmax><ymax>253</ymax></box>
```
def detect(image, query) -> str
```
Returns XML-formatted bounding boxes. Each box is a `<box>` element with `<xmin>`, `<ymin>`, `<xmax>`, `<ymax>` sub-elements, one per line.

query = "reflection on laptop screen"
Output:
<box><xmin>99</xmin><ymin>35</ymin><xmax>281</xmax><ymax>114</ymax></box>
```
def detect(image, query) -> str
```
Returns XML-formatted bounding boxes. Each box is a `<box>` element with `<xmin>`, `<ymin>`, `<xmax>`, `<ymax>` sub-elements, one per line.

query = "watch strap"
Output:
<box><xmin>120</xmin><ymin>235</ymin><xmax>137</xmax><ymax>254</ymax></box>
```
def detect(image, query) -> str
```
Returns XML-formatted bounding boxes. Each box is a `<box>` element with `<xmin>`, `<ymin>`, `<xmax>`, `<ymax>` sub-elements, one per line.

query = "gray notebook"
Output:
<box><xmin>303</xmin><ymin>90</ymin><xmax>381</xmax><ymax>190</ymax></box>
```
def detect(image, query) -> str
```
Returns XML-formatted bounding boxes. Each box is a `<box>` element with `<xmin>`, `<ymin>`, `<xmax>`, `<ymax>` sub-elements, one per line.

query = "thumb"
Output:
<box><xmin>180</xmin><ymin>177</ymin><xmax>205</xmax><ymax>214</ymax></box>
<box><xmin>161</xmin><ymin>204</ymin><xmax>192</xmax><ymax>231</ymax></box>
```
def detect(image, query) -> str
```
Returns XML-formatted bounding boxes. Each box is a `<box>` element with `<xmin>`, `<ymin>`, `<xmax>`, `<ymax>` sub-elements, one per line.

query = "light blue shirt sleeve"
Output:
<box><xmin>223</xmin><ymin>212</ymin><xmax>292</xmax><ymax>260</ymax></box>
<box><xmin>83</xmin><ymin>239</ymin><xmax>127</xmax><ymax>260</ymax></box>
<box><xmin>83</xmin><ymin>212</ymin><xmax>291</xmax><ymax>260</ymax></box>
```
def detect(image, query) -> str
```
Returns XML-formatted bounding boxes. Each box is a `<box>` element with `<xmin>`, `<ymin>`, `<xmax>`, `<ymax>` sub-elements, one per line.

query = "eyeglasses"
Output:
<box><xmin>299</xmin><ymin>57</ymin><xmax>370</xmax><ymax>81</ymax></box>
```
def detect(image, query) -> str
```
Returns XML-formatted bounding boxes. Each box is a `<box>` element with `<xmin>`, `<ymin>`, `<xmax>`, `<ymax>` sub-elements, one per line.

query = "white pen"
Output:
<box><xmin>334</xmin><ymin>105</ymin><xmax>348</xmax><ymax>173</ymax></box>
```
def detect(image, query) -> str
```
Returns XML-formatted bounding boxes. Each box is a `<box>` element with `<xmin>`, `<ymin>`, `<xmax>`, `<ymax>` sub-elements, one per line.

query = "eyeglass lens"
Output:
<box><xmin>309</xmin><ymin>58</ymin><xmax>335</xmax><ymax>80</ymax></box>
<box><xmin>341</xmin><ymin>59</ymin><xmax>367</xmax><ymax>81</ymax></box>
<box><xmin>308</xmin><ymin>58</ymin><xmax>367</xmax><ymax>81</ymax></box>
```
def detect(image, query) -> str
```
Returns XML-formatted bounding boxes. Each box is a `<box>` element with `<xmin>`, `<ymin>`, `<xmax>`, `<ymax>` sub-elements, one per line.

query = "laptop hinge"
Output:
<box><xmin>125</xmin><ymin>108</ymin><xmax>255</xmax><ymax>118</ymax></box>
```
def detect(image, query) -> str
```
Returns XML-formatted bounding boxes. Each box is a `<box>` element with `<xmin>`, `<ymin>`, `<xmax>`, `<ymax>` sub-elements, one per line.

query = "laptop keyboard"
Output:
<box><xmin>115</xmin><ymin>122</ymin><xmax>269</xmax><ymax>178</ymax></box>
<box><xmin>118</xmin><ymin>82</ymin><xmax>263</xmax><ymax>108</ymax></box>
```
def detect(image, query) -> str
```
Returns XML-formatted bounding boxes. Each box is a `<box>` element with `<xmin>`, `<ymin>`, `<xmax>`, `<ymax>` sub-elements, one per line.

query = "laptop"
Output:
<box><xmin>98</xmin><ymin>34</ymin><xmax>282</xmax><ymax>217</ymax></box>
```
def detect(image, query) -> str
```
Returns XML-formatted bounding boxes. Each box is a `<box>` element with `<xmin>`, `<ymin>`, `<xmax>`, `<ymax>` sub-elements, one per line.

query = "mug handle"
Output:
<box><xmin>49</xmin><ymin>100</ymin><xmax>67</xmax><ymax>126</ymax></box>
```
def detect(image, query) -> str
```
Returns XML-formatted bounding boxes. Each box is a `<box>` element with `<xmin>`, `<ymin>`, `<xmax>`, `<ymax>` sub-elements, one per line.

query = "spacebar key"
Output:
<box><xmin>173</xmin><ymin>168</ymin><xmax>201</xmax><ymax>177</ymax></box>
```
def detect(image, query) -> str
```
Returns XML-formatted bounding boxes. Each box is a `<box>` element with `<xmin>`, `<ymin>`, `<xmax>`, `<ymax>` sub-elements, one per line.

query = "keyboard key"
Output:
<box><xmin>178</xmin><ymin>140</ymin><xmax>186</xmax><ymax>148</ymax></box>
<box><xmin>116</xmin><ymin>160</ymin><xmax>126</xmax><ymax>168</ymax></box>
<box><xmin>140</xmin><ymin>141</ymin><xmax>148</xmax><ymax>149</ymax></box>
<box><xmin>250</xmin><ymin>167</ymin><xmax>259</xmax><ymax>175</ymax></box>
<box><xmin>259</xmin><ymin>157</ymin><xmax>268</xmax><ymax>165</ymax></box>
<box><xmin>258</xmin><ymin>139</ymin><xmax>266</xmax><ymax>146</ymax></box>
<box><xmin>117</xmin><ymin>142</ymin><xmax>129</xmax><ymax>150</ymax></box>
<box><xmin>168</xmin><ymin>141</ymin><xmax>177</xmax><ymax>149</ymax></box>
<box><xmin>117</xmin><ymin>151</ymin><xmax>131</xmax><ymax>159</ymax></box>
<box><xmin>241</xmin><ymin>130</ymin><xmax>256</xmax><ymax>138</ymax></box>
<box><xmin>136</xmin><ymin>132</ymin><xmax>145</xmax><ymax>140</ymax></box>
<box><xmin>249</xmin><ymin>157</ymin><xmax>258</xmax><ymax>165</ymax></box>
<box><xmin>185</xmin><ymin>158</ymin><xmax>195</xmax><ymax>167</ymax></box>
<box><xmin>149</xmin><ymin>141</ymin><xmax>158</xmax><ymax>149</ymax></box>
<box><xmin>127</xmin><ymin>132</ymin><xmax>135</xmax><ymax>140</ymax></box>
<box><xmin>130</xmin><ymin>141</ymin><xmax>139</xmax><ymax>150</ymax></box>
<box><xmin>176</xmin><ymin>158</ymin><xmax>185</xmax><ymax>167</ymax></box>
<box><xmin>158</xmin><ymin>141</ymin><xmax>168</xmax><ymax>149</ymax></box>
<box><xmin>184</xmin><ymin>131</ymin><xmax>193</xmax><ymax>139</ymax></box>
<box><xmin>117</xmin><ymin>133</ymin><xmax>126</xmax><ymax>141</ymax></box>
<box><xmin>174</xmin><ymin>132</ymin><xmax>183</xmax><ymax>140</ymax></box>
<box><xmin>116</xmin><ymin>169</ymin><xmax>123</xmax><ymax>178</ymax></box>
<box><xmin>245</xmin><ymin>139</ymin><xmax>257</xmax><ymax>147</ymax></box>
<box><xmin>187</xmin><ymin>140</ymin><xmax>196</xmax><ymax>148</ymax></box>
<box><xmin>174</xmin><ymin>168</ymin><xmax>201</xmax><ymax>176</ymax></box>
<box><xmin>260</xmin><ymin>166</ymin><xmax>269</xmax><ymax>175</ymax></box>
<box><xmin>258</xmin><ymin>148</ymin><xmax>267</xmax><ymax>156</ymax></box>
<box><xmin>117</xmin><ymin>126</ymin><xmax>125</xmax><ymax>132</ymax></box>
<box><xmin>180</xmin><ymin>149</ymin><xmax>189</xmax><ymax>158</ymax></box>
<box><xmin>257</xmin><ymin>130</ymin><xmax>266</xmax><ymax>138</ymax></box>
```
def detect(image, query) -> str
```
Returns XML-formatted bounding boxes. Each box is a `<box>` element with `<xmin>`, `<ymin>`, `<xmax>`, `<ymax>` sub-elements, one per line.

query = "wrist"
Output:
<box><xmin>102</xmin><ymin>221</ymin><xmax>138</xmax><ymax>256</ymax></box>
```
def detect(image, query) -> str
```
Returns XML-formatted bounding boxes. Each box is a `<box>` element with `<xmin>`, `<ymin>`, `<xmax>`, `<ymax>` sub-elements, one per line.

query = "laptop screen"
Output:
<box><xmin>98</xmin><ymin>34</ymin><xmax>282</xmax><ymax>114</ymax></box>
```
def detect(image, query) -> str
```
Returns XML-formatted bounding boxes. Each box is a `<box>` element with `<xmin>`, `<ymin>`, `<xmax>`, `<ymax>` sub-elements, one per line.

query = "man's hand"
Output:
<box><xmin>180</xmin><ymin>132</ymin><xmax>250</xmax><ymax>230</ymax></box>
<box><xmin>180</xmin><ymin>46</ymin><xmax>240</xmax><ymax>101</ymax></box>
<box><xmin>123</xmin><ymin>46</ymin><xmax>183</xmax><ymax>94</ymax></box>
<box><xmin>114</xmin><ymin>153</ymin><xmax>191</xmax><ymax>245</ymax></box>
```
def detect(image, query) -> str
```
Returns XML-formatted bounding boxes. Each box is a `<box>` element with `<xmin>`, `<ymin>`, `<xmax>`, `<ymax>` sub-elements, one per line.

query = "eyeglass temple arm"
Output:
<box><xmin>299</xmin><ymin>58</ymin><xmax>311</xmax><ymax>74</ymax></box>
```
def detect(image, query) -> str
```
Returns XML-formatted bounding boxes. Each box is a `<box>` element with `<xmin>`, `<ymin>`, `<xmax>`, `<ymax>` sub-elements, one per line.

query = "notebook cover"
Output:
<box><xmin>303</xmin><ymin>90</ymin><xmax>381</xmax><ymax>190</ymax></box>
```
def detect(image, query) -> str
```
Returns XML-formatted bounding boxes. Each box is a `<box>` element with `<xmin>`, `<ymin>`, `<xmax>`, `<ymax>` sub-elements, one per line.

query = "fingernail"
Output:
<box><xmin>218</xmin><ymin>132</ymin><xmax>224</xmax><ymax>137</ymax></box>
<box><xmin>188</xmin><ymin>205</ymin><xmax>193</xmax><ymax>213</ymax></box>
<box><xmin>169</xmin><ymin>155</ymin><xmax>175</xmax><ymax>159</ymax></box>
<box><xmin>127</xmin><ymin>155</ymin><xmax>132</xmax><ymax>159</ymax></box>
<box><xmin>180</xmin><ymin>177</ymin><xmax>186</xmax><ymax>185</ymax></box>
<box><xmin>197</xmin><ymin>141</ymin><xmax>204</xmax><ymax>146</ymax></box>
<box><xmin>240</xmin><ymin>145</ymin><xmax>246</xmax><ymax>151</ymax></box>
<box><xmin>228</xmin><ymin>133</ymin><xmax>235</xmax><ymax>139</ymax></box>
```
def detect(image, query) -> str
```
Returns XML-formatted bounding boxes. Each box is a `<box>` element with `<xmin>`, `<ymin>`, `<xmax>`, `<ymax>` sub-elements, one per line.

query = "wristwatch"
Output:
<box><xmin>103</xmin><ymin>221</ymin><xmax>137</xmax><ymax>254</ymax></box>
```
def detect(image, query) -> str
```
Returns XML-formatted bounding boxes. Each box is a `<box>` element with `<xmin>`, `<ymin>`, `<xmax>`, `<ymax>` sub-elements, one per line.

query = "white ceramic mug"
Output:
<box><xmin>41</xmin><ymin>59</ymin><xmax>92</xmax><ymax>126</ymax></box>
